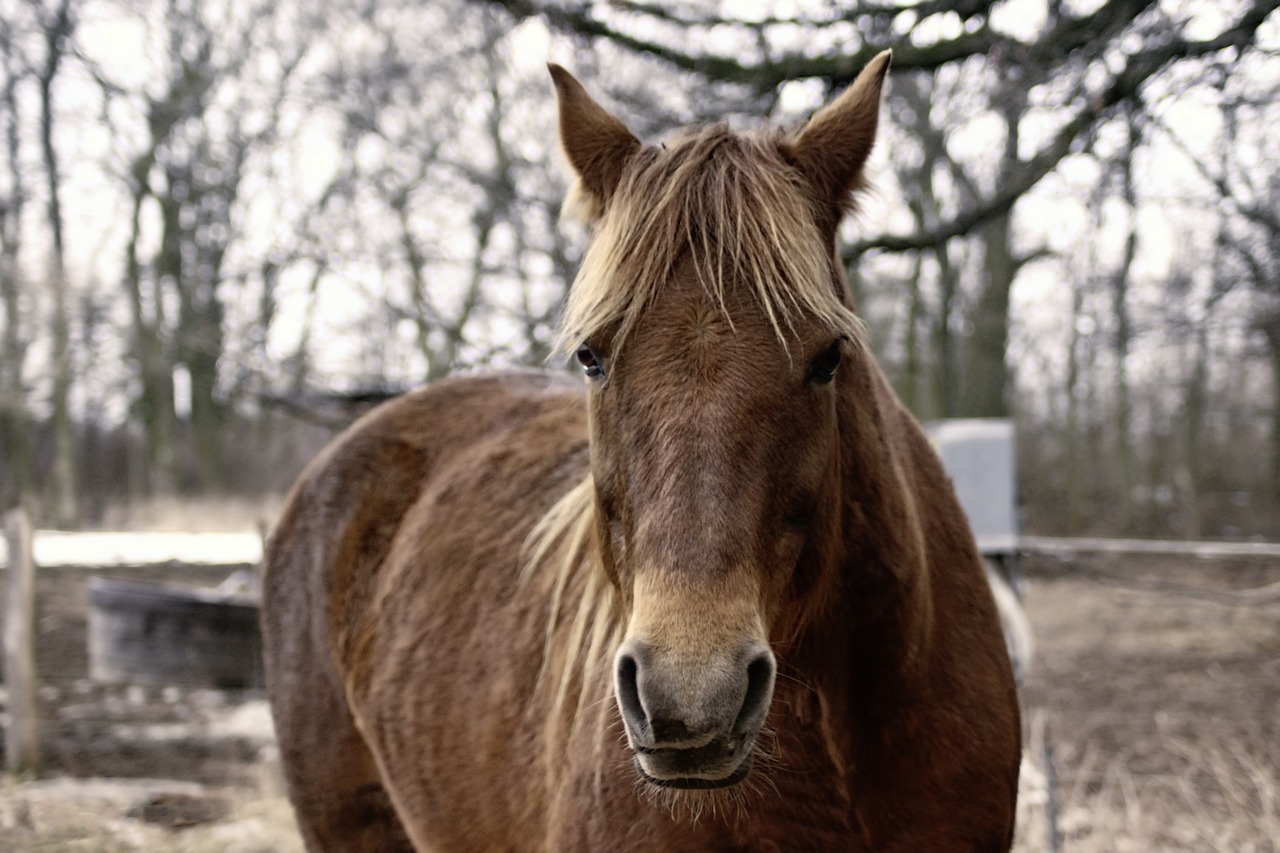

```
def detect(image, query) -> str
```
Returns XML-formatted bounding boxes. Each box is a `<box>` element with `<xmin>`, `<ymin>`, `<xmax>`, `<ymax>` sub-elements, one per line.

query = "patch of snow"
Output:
<box><xmin>207</xmin><ymin>700</ymin><xmax>276</xmax><ymax>743</ymax></box>
<box><xmin>21</xmin><ymin>777</ymin><xmax>207</xmax><ymax>805</ymax></box>
<box><xmin>0</xmin><ymin>531</ymin><xmax>263</xmax><ymax>567</ymax></box>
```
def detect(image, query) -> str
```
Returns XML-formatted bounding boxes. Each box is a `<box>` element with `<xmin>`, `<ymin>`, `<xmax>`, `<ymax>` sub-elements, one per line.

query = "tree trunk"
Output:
<box><xmin>960</xmin><ymin>210</ymin><xmax>1015</xmax><ymax>417</ymax></box>
<box><xmin>959</xmin><ymin>72</ymin><xmax>1026</xmax><ymax>419</ymax></box>
<box><xmin>901</xmin><ymin>251</ymin><xmax>926</xmax><ymax>417</ymax></box>
<box><xmin>932</xmin><ymin>243</ymin><xmax>961</xmax><ymax>418</ymax></box>
<box><xmin>38</xmin><ymin>0</ymin><xmax>78</xmax><ymax>525</ymax></box>
<box><xmin>1109</xmin><ymin>112</ymin><xmax>1139</xmax><ymax>532</ymax></box>
<box><xmin>174</xmin><ymin>140</ymin><xmax>241</xmax><ymax>492</ymax></box>
<box><xmin>1179</xmin><ymin>321</ymin><xmax>1209</xmax><ymax>538</ymax></box>
<box><xmin>124</xmin><ymin>180</ymin><xmax>176</xmax><ymax>496</ymax></box>
<box><xmin>1064</xmin><ymin>278</ymin><xmax>1085</xmax><ymax>532</ymax></box>
<box><xmin>0</xmin><ymin>31</ymin><xmax>30</xmax><ymax>508</ymax></box>
<box><xmin>1267</xmin><ymin>322</ymin><xmax>1280</xmax><ymax>503</ymax></box>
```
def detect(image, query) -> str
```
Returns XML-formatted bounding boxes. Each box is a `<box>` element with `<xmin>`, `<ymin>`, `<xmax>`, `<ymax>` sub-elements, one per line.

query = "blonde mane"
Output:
<box><xmin>527</xmin><ymin>121</ymin><xmax>866</xmax><ymax>770</ymax></box>
<box><xmin>557</xmin><ymin>123</ymin><xmax>864</xmax><ymax>357</ymax></box>
<box><xmin>521</xmin><ymin>476</ymin><xmax>620</xmax><ymax>784</ymax></box>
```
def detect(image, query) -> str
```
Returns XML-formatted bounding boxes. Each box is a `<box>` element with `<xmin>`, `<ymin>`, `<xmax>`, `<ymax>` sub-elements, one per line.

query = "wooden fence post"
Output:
<box><xmin>4</xmin><ymin>507</ymin><xmax>39</xmax><ymax>775</ymax></box>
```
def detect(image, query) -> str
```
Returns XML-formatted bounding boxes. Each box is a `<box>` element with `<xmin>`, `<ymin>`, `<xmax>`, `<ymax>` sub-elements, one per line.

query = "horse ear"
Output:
<box><xmin>549</xmin><ymin>64</ymin><xmax>641</xmax><ymax>221</ymax></box>
<box><xmin>786</xmin><ymin>50</ymin><xmax>892</xmax><ymax>216</ymax></box>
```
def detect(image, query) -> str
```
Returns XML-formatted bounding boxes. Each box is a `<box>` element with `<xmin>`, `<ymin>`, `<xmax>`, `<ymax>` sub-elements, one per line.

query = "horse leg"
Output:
<box><xmin>270</xmin><ymin>667</ymin><xmax>415</xmax><ymax>852</ymax></box>
<box><xmin>264</xmin><ymin>551</ymin><xmax>416</xmax><ymax>851</ymax></box>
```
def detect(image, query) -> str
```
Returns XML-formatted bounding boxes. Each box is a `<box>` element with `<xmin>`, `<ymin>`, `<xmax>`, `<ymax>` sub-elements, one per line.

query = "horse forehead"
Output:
<box><xmin>626</xmin><ymin>271</ymin><xmax>792</xmax><ymax>373</ymax></box>
<box><xmin>614</xmin><ymin>359</ymin><xmax>797</xmax><ymax>473</ymax></box>
<box><xmin>627</xmin><ymin>322</ymin><xmax>787</xmax><ymax>414</ymax></box>
<box><xmin>610</xmin><ymin>263</ymin><xmax>829</xmax><ymax>431</ymax></box>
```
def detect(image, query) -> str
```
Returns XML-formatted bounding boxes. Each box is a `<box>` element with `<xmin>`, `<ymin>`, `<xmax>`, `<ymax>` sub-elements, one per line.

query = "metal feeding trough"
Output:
<box><xmin>87</xmin><ymin>574</ymin><xmax>263</xmax><ymax>689</ymax></box>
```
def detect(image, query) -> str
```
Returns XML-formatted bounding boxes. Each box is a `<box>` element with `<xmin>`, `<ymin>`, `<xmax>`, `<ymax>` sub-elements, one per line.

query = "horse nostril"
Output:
<box><xmin>615</xmin><ymin>650</ymin><xmax>648</xmax><ymax>738</ymax></box>
<box><xmin>614</xmin><ymin>640</ymin><xmax>775</xmax><ymax>749</ymax></box>
<box><xmin>734</xmin><ymin>648</ymin><xmax>776</xmax><ymax>734</ymax></box>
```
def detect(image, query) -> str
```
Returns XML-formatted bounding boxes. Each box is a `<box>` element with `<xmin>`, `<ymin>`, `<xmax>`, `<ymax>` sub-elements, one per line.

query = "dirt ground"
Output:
<box><xmin>1</xmin><ymin>553</ymin><xmax>1277</xmax><ymax>851</ymax></box>
<box><xmin>1015</xmin><ymin>552</ymin><xmax>1279</xmax><ymax>853</ymax></box>
<box><xmin>0</xmin><ymin>564</ymin><xmax>301</xmax><ymax>852</ymax></box>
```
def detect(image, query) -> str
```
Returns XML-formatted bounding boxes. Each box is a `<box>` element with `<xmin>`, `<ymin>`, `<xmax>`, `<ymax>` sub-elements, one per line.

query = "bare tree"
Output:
<box><xmin>32</xmin><ymin>0</ymin><xmax>77</xmax><ymax>523</ymax></box>
<box><xmin>0</xmin><ymin>12</ymin><xmax>31</xmax><ymax>509</ymax></box>
<box><xmin>1107</xmin><ymin>109</ymin><xmax>1141</xmax><ymax>533</ymax></box>
<box><xmin>105</xmin><ymin>0</ymin><xmax>317</xmax><ymax>493</ymax></box>
<box><xmin>1</xmin><ymin>0</ymin><xmax>1275</xmax><ymax>539</ymax></box>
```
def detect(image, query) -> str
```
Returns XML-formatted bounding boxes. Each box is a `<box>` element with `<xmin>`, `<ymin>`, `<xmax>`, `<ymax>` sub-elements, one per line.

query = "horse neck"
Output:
<box><xmin>794</xmin><ymin>350</ymin><xmax>936</xmax><ymax>701</ymax></box>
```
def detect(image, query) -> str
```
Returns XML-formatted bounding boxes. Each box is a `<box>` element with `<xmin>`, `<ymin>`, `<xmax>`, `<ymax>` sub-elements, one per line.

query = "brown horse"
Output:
<box><xmin>263</xmin><ymin>52</ymin><xmax>1021</xmax><ymax>852</ymax></box>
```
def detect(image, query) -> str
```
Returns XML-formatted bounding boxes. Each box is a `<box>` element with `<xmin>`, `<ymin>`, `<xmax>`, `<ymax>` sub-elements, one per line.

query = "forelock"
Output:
<box><xmin>557</xmin><ymin>123</ymin><xmax>863</xmax><ymax>356</ymax></box>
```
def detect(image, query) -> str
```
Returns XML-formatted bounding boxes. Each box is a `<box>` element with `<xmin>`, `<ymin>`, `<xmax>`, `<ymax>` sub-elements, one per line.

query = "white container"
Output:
<box><xmin>924</xmin><ymin>419</ymin><xmax>1018</xmax><ymax>555</ymax></box>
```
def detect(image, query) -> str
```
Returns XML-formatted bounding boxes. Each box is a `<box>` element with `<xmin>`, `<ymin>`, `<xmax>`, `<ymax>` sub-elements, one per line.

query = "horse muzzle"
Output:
<box><xmin>614</xmin><ymin>638</ymin><xmax>776</xmax><ymax>789</ymax></box>
<box><xmin>632</xmin><ymin>736</ymin><xmax>756</xmax><ymax>789</ymax></box>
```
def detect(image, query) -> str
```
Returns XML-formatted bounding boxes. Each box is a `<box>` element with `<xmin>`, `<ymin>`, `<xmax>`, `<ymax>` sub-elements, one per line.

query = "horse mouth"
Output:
<box><xmin>632</xmin><ymin>739</ymin><xmax>755</xmax><ymax>789</ymax></box>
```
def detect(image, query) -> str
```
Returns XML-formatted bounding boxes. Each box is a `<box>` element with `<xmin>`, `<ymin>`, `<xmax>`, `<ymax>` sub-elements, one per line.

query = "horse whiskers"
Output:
<box><xmin>614</xmin><ymin>732</ymin><xmax>782</xmax><ymax>829</ymax></box>
<box><xmin>772</xmin><ymin>668</ymin><xmax>818</xmax><ymax>694</ymax></box>
<box><xmin>636</xmin><ymin>777</ymin><xmax>754</xmax><ymax>827</ymax></box>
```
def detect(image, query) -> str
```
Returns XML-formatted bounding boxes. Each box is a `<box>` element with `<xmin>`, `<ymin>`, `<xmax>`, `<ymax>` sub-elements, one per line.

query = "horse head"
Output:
<box><xmin>550</xmin><ymin>51</ymin><xmax>892</xmax><ymax>790</ymax></box>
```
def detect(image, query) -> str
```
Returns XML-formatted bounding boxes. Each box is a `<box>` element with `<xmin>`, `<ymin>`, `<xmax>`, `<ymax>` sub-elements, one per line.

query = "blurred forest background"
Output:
<box><xmin>0</xmin><ymin>0</ymin><xmax>1277</xmax><ymax>538</ymax></box>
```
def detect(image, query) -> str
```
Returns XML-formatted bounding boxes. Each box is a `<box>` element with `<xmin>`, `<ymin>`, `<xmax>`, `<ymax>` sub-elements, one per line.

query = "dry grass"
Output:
<box><xmin>0</xmin><ymin>764</ymin><xmax>303</xmax><ymax>853</ymax></box>
<box><xmin>1016</xmin><ymin>728</ymin><xmax>1279</xmax><ymax>852</ymax></box>
<box><xmin>1014</xmin><ymin>554</ymin><xmax>1280</xmax><ymax>853</ymax></box>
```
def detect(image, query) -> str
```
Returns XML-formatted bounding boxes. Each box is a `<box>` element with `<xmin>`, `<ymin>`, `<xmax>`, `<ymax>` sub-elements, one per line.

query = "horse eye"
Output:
<box><xmin>576</xmin><ymin>343</ymin><xmax>604</xmax><ymax>379</ymax></box>
<box><xmin>809</xmin><ymin>340</ymin><xmax>844</xmax><ymax>385</ymax></box>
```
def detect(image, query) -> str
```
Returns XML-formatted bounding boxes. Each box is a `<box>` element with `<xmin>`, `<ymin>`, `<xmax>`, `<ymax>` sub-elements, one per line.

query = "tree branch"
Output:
<box><xmin>484</xmin><ymin>0</ymin><xmax>1165</xmax><ymax>90</ymax></box>
<box><xmin>1147</xmin><ymin>110</ymin><xmax>1280</xmax><ymax>239</ymax></box>
<box><xmin>846</xmin><ymin>2</ymin><xmax>1273</xmax><ymax>256</ymax></box>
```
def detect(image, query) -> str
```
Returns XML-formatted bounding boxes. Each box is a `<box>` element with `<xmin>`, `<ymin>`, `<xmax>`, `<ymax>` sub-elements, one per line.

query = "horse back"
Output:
<box><xmin>262</xmin><ymin>371</ymin><xmax>585</xmax><ymax>851</ymax></box>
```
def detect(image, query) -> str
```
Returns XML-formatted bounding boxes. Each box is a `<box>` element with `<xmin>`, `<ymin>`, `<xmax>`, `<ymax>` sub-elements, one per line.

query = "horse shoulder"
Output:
<box><xmin>265</xmin><ymin>371</ymin><xmax>587</xmax><ymax>851</ymax></box>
